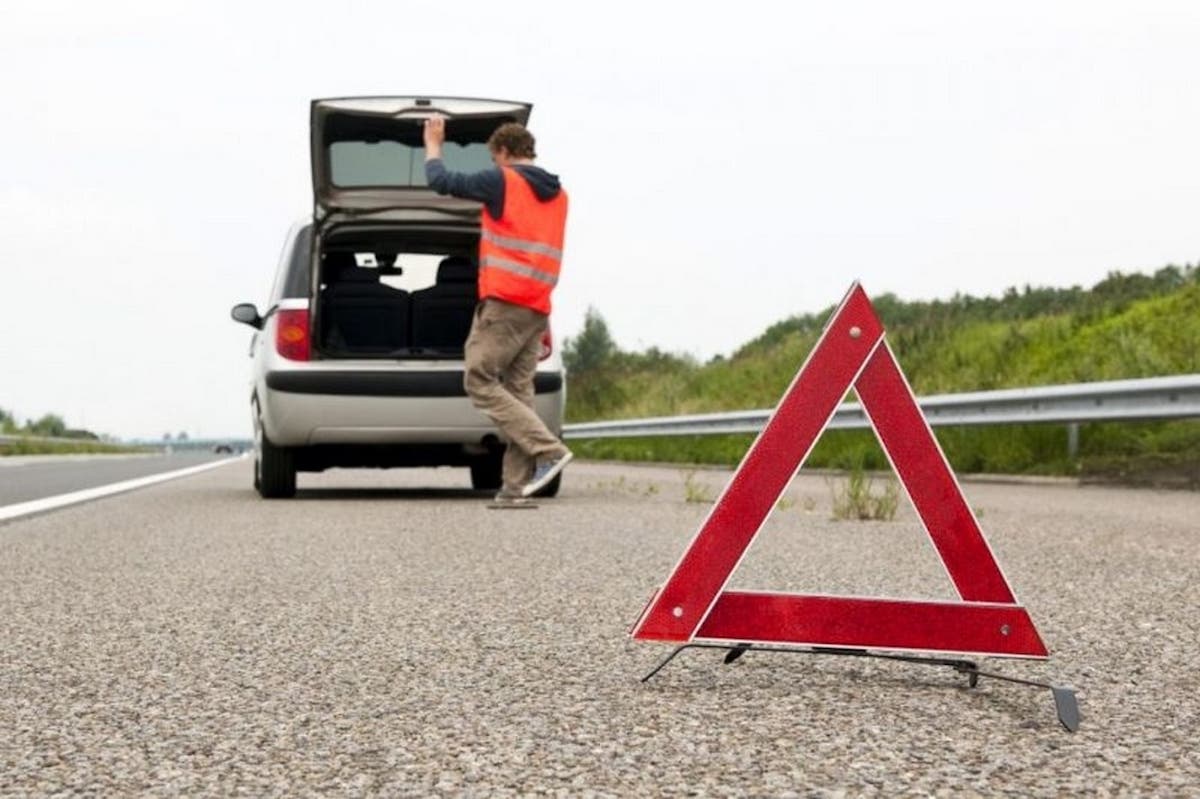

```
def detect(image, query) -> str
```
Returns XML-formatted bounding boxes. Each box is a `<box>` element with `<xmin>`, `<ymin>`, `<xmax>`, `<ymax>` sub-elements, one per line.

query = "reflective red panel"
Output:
<box><xmin>698</xmin><ymin>593</ymin><xmax>1047</xmax><ymax>658</ymax></box>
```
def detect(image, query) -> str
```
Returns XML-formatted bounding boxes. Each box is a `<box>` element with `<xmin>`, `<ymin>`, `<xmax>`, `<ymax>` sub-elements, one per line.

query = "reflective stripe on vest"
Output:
<box><xmin>480</xmin><ymin>254</ymin><xmax>559</xmax><ymax>286</ymax></box>
<box><xmin>478</xmin><ymin>166</ymin><xmax>568</xmax><ymax>315</ymax></box>
<box><xmin>480</xmin><ymin>229</ymin><xmax>564</xmax><ymax>261</ymax></box>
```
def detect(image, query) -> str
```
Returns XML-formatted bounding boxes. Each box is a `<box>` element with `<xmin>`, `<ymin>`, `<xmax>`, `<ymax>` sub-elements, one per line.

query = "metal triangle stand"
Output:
<box><xmin>641</xmin><ymin>643</ymin><xmax>1080</xmax><ymax>732</ymax></box>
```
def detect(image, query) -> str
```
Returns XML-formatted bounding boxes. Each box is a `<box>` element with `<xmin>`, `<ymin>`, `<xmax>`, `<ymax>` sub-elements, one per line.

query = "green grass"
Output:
<box><xmin>0</xmin><ymin>438</ymin><xmax>148</xmax><ymax>456</ymax></box>
<box><xmin>830</xmin><ymin>468</ymin><xmax>900</xmax><ymax>521</ymax></box>
<box><xmin>566</xmin><ymin>268</ymin><xmax>1200</xmax><ymax>485</ymax></box>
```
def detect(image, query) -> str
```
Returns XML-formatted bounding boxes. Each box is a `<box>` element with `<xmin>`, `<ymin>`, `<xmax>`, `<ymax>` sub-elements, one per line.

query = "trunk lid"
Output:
<box><xmin>310</xmin><ymin>96</ymin><xmax>531</xmax><ymax>221</ymax></box>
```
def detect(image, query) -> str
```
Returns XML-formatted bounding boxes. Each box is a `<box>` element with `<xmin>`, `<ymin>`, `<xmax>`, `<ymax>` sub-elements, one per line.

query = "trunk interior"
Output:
<box><xmin>314</xmin><ymin>225</ymin><xmax>479</xmax><ymax>359</ymax></box>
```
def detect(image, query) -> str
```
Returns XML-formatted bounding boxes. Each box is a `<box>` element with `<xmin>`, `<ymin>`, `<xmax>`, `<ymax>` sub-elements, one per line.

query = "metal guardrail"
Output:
<box><xmin>562</xmin><ymin>374</ymin><xmax>1200</xmax><ymax>440</ymax></box>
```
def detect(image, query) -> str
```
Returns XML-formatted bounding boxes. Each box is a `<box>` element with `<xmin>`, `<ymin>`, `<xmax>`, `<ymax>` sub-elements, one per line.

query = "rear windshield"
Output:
<box><xmin>330</xmin><ymin>141</ymin><xmax>493</xmax><ymax>187</ymax></box>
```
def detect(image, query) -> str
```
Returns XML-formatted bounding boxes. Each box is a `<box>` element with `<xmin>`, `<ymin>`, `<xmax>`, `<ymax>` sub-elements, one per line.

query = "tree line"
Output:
<box><xmin>565</xmin><ymin>264</ymin><xmax>1199</xmax><ymax>378</ymax></box>
<box><xmin>0</xmin><ymin>408</ymin><xmax>98</xmax><ymax>440</ymax></box>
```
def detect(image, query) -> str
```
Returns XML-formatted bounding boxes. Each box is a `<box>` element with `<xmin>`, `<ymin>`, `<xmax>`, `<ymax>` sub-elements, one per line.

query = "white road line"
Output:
<box><xmin>0</xmin><ymin>456</ymin><xmax>245</xmax><ymax>523</ymax></box>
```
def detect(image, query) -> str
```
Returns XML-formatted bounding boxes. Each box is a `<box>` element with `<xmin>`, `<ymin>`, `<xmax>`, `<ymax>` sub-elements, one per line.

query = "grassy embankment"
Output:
<box><xmin>1</xmin><ymin>407</ymin><xmax>148</xmax><ymax>456</ymax></box>
<box><xmin>0</xmin><ymin>438</ymin><xmax>147</xmax><ymax>456</ymax></box>
<box><xmin>566</xmin><ymin>267</ymin><xmax>1200</xmax><ymax>488</ymax></box>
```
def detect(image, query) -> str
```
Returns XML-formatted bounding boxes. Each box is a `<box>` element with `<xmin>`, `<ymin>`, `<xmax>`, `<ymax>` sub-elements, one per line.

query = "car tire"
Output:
<box><xmin>470</xmin><ymin>454</ymin><xmax>503</xmax><ymax>491</ymax></box>
<box><xmin>255</xmin><ymin>418</ymin><xmax>296</xmax><ymax>499</ymax></box>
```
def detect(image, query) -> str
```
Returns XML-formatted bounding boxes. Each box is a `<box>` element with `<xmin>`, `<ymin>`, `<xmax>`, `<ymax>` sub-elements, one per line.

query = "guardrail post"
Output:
<box><xmin>1066</xmin><ymin>423</ymin><xmax>1080</xmax><ymax>461</ymax></box>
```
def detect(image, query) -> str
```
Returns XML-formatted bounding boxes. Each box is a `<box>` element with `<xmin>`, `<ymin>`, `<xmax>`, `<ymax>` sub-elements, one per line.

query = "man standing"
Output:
<box><xmin>423</xmin><ymin>116</ymin><xmax>573</xmax><ymax>504</ymax></box>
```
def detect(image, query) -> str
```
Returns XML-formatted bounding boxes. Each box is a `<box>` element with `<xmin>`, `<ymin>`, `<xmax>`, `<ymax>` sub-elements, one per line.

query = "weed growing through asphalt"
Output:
<box><xmin>590</xmin><ymin>476</ymin><xmax>662</xmax><ymax>497</ymax></box>
<box><xmin>829</xmin><ymin>467</ymin><xmax>900</xmax><ymax>521</ymax></box>
<box><xmin>681</xmin><ymin>470</ymin><xmax>714</xmax><ymax>503</ymax></box>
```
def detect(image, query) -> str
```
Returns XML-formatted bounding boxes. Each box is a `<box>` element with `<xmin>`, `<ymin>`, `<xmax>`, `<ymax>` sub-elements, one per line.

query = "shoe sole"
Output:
<box><xmin>521</xmin><ymin>451</ymin><xmax>574</xmax><ymax>498</ymax></box>
<box><xmin>487</xmin><ymin>501</ymin><xmax>538</xmax><ymax>510</ymax></box>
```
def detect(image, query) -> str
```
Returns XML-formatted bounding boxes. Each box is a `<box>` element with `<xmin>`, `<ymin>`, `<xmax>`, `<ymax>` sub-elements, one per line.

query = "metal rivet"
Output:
<box><xmin>1000</xmin><ymin>624</ymin><xmax>1011</xmax><ymax>636</ymax></box>
<box><xmin>672</xmin><ymin>606</ymin><xmax>684</xmax><ymax>618</ymax></box>
<box><xmin>849</xmin><ymin>326</ymin><xmax>862</xmax><ymax>339</ymax></box>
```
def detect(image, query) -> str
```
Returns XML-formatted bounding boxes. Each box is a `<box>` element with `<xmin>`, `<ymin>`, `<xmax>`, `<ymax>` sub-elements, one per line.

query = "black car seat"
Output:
<box><xmin>320</xmin><ymin>251</ymin><xmax>411</xmax><ymax>353</ymax></box>
<box><xmin>409</xmin><ymin>256</ymin><xmax>479</xmax><ymax>352</ymax></box>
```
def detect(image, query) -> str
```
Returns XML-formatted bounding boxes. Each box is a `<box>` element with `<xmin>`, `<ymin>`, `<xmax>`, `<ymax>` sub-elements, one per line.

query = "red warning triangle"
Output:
<box><xmin>631</xmin><ymin>283</ymin><xmax>1048</xmax><ymax>658</ymax></box>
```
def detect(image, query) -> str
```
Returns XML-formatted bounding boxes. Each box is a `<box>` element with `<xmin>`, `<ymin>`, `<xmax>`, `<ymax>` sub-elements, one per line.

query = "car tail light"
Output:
<box><xmin>275</xmin><ymin>309</ymin><xmax>310</xmax><ymax>361</ymax></box>
<box><xmin>539</xmin><ymin>328</ymin><xmax>553</xmax><ymax>361</ymax></box>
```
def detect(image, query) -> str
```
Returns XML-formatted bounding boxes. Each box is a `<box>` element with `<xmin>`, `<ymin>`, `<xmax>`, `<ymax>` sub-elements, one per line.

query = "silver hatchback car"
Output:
<box><xmin>231</xmin><ymin>96</ymin><xmax>566</xmax><ymax>498</ymax></box>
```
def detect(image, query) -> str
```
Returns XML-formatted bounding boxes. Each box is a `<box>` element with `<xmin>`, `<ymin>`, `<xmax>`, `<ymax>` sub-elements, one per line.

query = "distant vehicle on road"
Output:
<box><xmin>231</xmin><ymin>96</ymin><xmax>566</xmax><ymax>499</ymax></box>
<box><xmin>212</xmin><ymin>444</ymin><xmax>234</xmax><ymax>454</ymax></box>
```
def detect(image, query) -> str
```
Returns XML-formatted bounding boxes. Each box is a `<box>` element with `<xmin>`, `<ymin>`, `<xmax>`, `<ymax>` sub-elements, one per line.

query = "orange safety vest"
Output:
<box><xmin>478</xmin><ymin>166</ymin><xmax>568</xmax><ymax>315</ymax></box>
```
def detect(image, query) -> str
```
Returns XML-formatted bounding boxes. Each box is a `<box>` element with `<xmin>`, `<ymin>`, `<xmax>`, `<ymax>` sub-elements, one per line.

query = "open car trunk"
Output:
<box><xmin>314</xmin><ymin>224</ymin><xmax>481</xmax><ymax>359</ymax></box>
<box><xmin>308</xmin><ymin>96</ymin><xmax>533</xmax><ymax>359</ymax></box>
<box><xmin>311</xmin><ymin>96</ymin><xmax>531</xmax><ymax>223</ymax></box>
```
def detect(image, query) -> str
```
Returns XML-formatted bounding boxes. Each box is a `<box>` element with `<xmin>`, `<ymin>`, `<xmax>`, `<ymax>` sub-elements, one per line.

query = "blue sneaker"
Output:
<box><xmin>521</xmin><ymin>451</ymin><xmax>574</xmax><ymax>497</ymax></box>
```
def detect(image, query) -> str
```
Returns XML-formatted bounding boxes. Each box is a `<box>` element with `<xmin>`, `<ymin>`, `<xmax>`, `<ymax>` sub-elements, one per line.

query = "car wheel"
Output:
<box><xmin>470</xmin><ymin>454</ymin><xmax>503</xmax><ymax>491</ymax></box>
<box><xmin>256</xmin><ymin>417</ymin><xmax>296</xmax><ymax>499</ymax></box>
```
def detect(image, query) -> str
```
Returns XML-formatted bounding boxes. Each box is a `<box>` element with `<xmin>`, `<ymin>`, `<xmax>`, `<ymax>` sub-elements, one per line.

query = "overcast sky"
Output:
<box><xmin>2</xmin><ymin>1</ymin><xmax>1197</xmax><ymax>439</ymax></box>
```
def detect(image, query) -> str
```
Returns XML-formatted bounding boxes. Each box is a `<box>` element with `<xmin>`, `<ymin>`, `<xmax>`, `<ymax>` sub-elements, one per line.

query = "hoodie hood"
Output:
<box><xmin>512</xmin><ymin>164</ymin><xmax>563</xmax><ymax>201</ymax></box>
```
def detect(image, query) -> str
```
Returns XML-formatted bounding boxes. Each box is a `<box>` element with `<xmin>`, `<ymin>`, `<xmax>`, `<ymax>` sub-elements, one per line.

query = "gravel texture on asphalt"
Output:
<box><xmin>1</xmin><ymin>461</ymin><xmax>1197</xmax><ymax>796</ymax></box>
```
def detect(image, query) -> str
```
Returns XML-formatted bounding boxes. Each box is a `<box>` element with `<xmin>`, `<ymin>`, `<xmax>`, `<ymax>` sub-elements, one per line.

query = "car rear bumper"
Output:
<box><xmin>258</xmin><ymin>370</ymin><xmax>565</xmax><ymax>448</ymax></box>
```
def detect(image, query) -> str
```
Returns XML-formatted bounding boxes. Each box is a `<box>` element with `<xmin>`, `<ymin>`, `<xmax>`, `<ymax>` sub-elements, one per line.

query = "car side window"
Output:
<box><xmin>280</xmin><ymin>226</ymin><xmax>313</xmax><ymax>300</ymax></box>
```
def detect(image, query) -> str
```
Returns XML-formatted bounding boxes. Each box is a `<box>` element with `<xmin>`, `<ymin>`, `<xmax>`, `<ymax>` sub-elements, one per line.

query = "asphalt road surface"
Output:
<box><xmin>0</xmin><ymin>452</ymin><xmax>231</xmax><ymax>507</ymax></box>
<box><xmin>1</xmin><ymin>461</ymin><xmax>1197</xmax><ymax>795</ymax></box>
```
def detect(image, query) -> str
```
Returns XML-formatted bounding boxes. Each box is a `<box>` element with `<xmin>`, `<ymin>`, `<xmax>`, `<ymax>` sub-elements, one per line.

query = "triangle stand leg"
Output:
<box><xmin>640</xmin><ymin>644</ymin><xmax>1080</xmax><ymax>732</ymax></box>
<box><xmin>639</xmin><ymin>643</ymin><xmax>707</xmax><ymax>683</ymax></box>
<box><xmin>964</xmin><ymin>666</ymin><xmax>1081</xmax><ymax>733</ymax></box>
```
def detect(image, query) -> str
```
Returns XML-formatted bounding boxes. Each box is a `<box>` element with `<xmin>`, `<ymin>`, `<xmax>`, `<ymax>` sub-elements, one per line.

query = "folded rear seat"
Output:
<box><xmin>320</xmin><ymin>255</ymin><xmax>411</xmax><ymax>353</ymax></box>
<box><xmin>409</xmin><ymin>256</ymin><xmax>478</xmax><ymax>353</ymax></box>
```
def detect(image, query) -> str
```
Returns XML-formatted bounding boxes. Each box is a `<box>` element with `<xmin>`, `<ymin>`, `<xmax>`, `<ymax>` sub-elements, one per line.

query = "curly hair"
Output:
<box><xmin>487</xmin><ymin>122</ymin><xmax>537</xmax><ymax>159</ymax></box>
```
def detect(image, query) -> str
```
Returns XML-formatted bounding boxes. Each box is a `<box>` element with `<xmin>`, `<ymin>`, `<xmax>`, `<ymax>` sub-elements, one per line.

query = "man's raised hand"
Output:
<box><xmin>423</xmin><ymin>115</ymin><xmax>446</xmax><ymax>158</ymax></box>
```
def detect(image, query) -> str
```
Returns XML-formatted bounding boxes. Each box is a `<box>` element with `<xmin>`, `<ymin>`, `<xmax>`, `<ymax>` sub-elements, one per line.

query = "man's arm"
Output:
<box><xmin>423</xmin><ymin>115</ymin><xmax>504</xmax><ymax>217</ymax></box>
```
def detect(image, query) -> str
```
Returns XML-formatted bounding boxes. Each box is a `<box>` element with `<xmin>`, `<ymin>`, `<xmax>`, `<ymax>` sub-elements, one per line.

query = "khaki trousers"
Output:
<box><xmin>464</xmin><ymin>298</ymin><xmax>568</xmax><ymax>491</ymax></box>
